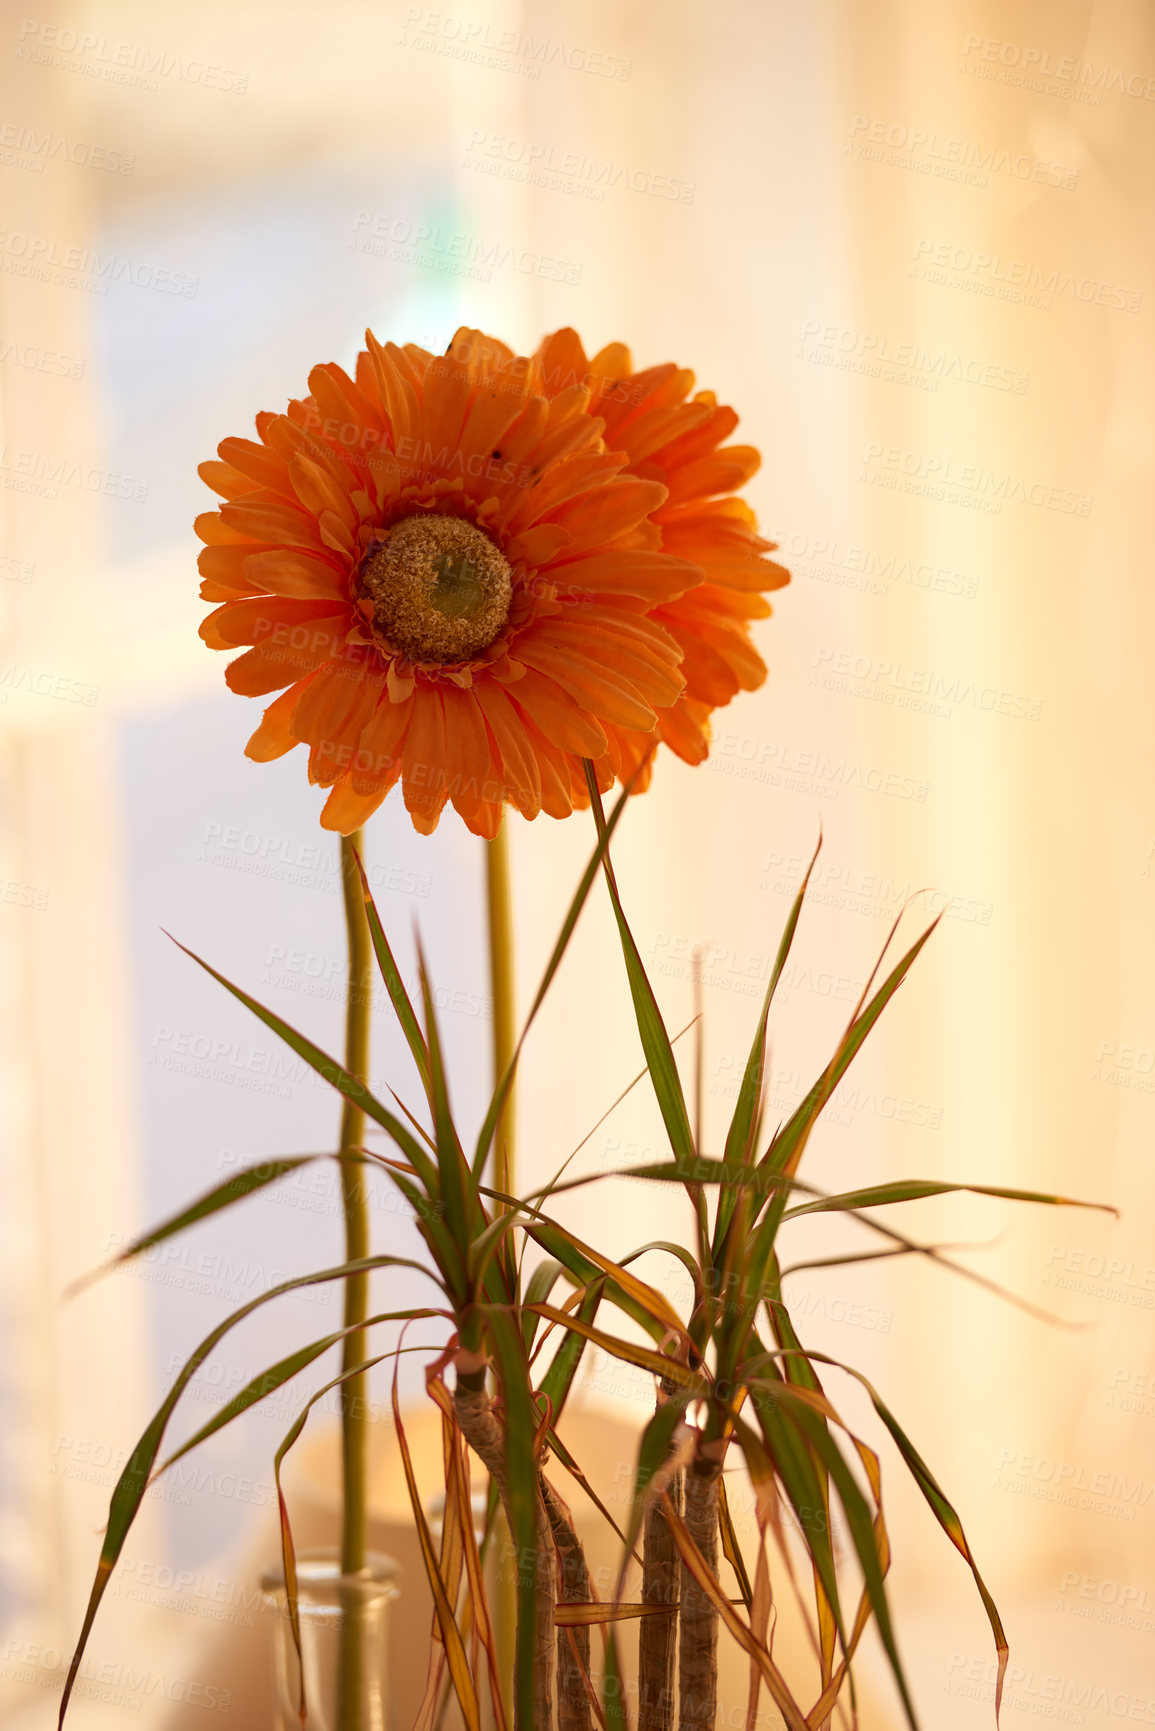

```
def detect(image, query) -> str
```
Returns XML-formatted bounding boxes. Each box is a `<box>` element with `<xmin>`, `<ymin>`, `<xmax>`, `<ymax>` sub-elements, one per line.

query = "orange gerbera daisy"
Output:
<box><xmin>531</xmin><ymin>329</ymin><xmax>789</xmax><ymax>788</ymax></box>
<box><xmin>197</xmin><ymin>327</ymin><xmax>702</xmax><ymax>838</ymax></box>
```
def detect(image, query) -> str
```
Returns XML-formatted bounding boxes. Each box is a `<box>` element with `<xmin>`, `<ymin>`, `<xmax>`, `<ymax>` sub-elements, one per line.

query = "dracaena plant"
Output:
<box><xmin>59</xmin><ymin>792</ymin><xmax>1110</xmax><ymax>1731</ymax></box>
<box><xmin>57</xmin><ymin>323</ymin><xmax>1111</xmax><ymax>1731</ymax></box>
<box><xmin>522</xmin><ymin>785</ymin><xmax>1111</xmax><ymax>1731</ymax></box>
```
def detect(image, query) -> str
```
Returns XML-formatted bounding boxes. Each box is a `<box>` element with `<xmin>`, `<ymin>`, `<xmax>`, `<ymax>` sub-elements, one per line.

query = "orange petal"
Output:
<box><xmin>533</xmin><ymin>328</ymin><xmax>590</xmax><ymax>399</ymax></box>
<box><xmin>440</xmin><ymin>684</ymin><xmax>503</xmax><ymax>829</ymax></box>
<box><xmin>245</xmin><ymin>682</ymin><xmax>312</xmax><ymax>762</ymax></box>
<box><xmin>220</xmin><ymin>496</ymin><xmax>331</xmax><ymax>554</ymax></box>
<box><xmin>365</xmin><ymin>330</ymin><xmax>419</xmax><ymax>447</ymax></box>
<box><xmin>320</xmin><ymin>766</ymin><xmax>401</xmax><ymax>834</ymax></box>
<box><xmin>198</xmin><ymin>543</ymin><xmax>268</xmax><ymax>596</ymax></box>
<box><xmin>658</xmin><ymin>696</ymin><xmax>712</xmax><ymax>764</ymax></box>
<box><xmin>217</xmin><ymin>436</ymin><xmax>293</xmax><ymax>494</ymax></box>
<box><xmin>487</xmin><ymin>396</ymin><xmax>549</xmax><ymax>483</ymax></box>
<box><xmin>223</xmin><ymin>624</ymin><xmax>349</xmax><ymax>698</ymax></box>
<box><xmin>665</xmin><ymin>618</ymin><xmax>762</xmax><ymax>703</ymax></box>
<box><xmin>504</xmin><ymin>523</ymin><xmax>573</xmax><ymax>567</ymax></box>
<box><xmin>306</xmin><ymin>362</ymin><xmax>385</xmax><ymax>452</ymax></box>
<box><xmin>290</xmin><ymin>662</ymin><xmax>383</xmax><ymax>765</ymax></box>
<box><xmin>457</xmin><ymin>385</ymin><xmax>528</xmax><ymax>479</ymax></box>
<box><xmin>201</xmin><ymin>596</ymin><xmax>345</xmax><ymax>651</ymax></box>
<box><xmin>401</xmin><ymin>687</ymin><xmax>449</xmax><ymax>832</ymax></box>
<box><xmin>528</xmin><ymin>390</ymin><xmax>605</xmax><ymax>475</ymax></box>
<box><xmin>448</xmin><ymin>326</ymin><xmax>519</xmax><ymax>381</ymax></box>
<box><xmin>587</xmin><ymin>341</ymin><xmax>632</xmax><ymax>381</ymax></box>
<box><xmin>198</xmin><ymin>459</ymin><xmax>260</xmax><ymax>500</ymax></box>
<box><xmin>317</xmin><ymin>509</ymin><xmax>358</xmax><ymax>559</ymax></box>
<box><xmin>201</xmin><ymin>579</ymin><xmax>251</xmax><ymax>603</ymax></box>
<box><xmin>351</xmin><ymin>692</ymin><xmax>414</xmax><ymax>792</ymax></box>
<box><xmin>554</xmin><ymin>619</ymin><xmax>684</xmax><ymax>710</ymax></box>
<box><xmin>547</xmin><ymin>549</ymin><xmax>699</xmax><ymax>605</ymax></box>
<box><xmin>242</xmin><ymin>548</ymin><xmax>348</xmax><ymax>600</ymax></box>
<box><xmin>663</xmin><ymin>445</ymin><xmax>761</xmax><ymax>504</ymax></box>
<box><xmin>504</xmin><ymin>451</ymin><xmax>624</xmax><ymax>533</ymax></box>
<box><xmin>259</xmin><ymin>413</ymin><xmax>356</xmax><ymax>490</ymax></box>
<box><xmin>473</xmin><ymin>680</ymin><xmax>542</xmax><ymax>818</ymax></box>
<box><xmin>546</xmin><ymin>476</ymin><xmax>668</xmax><ymax>551</ymax></box>
<box><xmin>498</xmin><ymin>666</ymin><xmax>608</xmax><ymax>757</ymax></box>
<box><xmin>612</xmin><ymin>398</ymin><xmax>714</xmax><ymax>466</ymax></box>
<box><xmin>507</xmin><ymin>704</ymin><xmax>575</xmax><ymax>819</ymax></box>
<box><xmin>288</xmin><ymin>453</ymin><xmax>358</xmax><ymax>528</ymax></box>
<box><xmin>420</xmin><ymin>354</ymin><xmax>473</xmax><ymax>463</ymax></box>
<box><xmin>655</xmin><ymin>399</ymin><xmax>740</xmax><ymax>469</ymax></box>
<box><xmin>195</xmin><ymin>511</ymin><xmax>255</xmax><ymax>547</ymax></box>
<box><xmin>513</xmin><ymin>638</ymin><xmax>660</xmax><ymax>732</ymax></box>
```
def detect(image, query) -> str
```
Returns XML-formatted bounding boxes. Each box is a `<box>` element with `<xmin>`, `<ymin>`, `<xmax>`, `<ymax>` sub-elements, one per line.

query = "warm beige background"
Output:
<box><xmin>1</xmin><ymin>1</ymin><xmax>1152</xmax><ymax>1726</ymax></box>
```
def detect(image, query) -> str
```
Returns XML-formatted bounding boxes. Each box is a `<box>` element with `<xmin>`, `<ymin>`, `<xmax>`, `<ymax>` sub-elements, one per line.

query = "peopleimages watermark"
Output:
<box><xmin>992</xmin><ymin>1447</ymin><xmax>1154</xmax><ymax>1521</ymax></box>
<box><xmin>50</xmin><ymin>1434</ymin><xmax>191</xmax><ymax>1508</ymax></box>
<box><xmin>0</xmin><ymin>229</ymin><xmax>199</xmax><ymax>297</ymax></box>
<box><xmin>0</xmin><ymin>1638</ymin><xmax>232</xmax><ymax>1714</ymax></box>
<box><xmin>0</xmin><ymin>122</ymin><xmax>134</xmax><ymax>176</ymax></box>
<box><xmin>781</xmin><ymin>1284</ymin><xmax>894</xmax><ymax>1333</ymax></box>
<box><xmin>860</xmin><ymin>441</ymin><xmax>1092</xmax><ymax>518</ymax></box>
<box><xmin>397</xmin><ymin>10</ymin><xmax>631</xmax><ymax>80</ymax></box>
<box><xmin>463</xmin><ymin>129</ymin><xmax>694</xmax><ymax>203</ymax></box>
<box><xmin>215</xmin><ymin>1148</ymin><xmax>436</xmax><ymax>1229</ymax></box>
<box><xmin>759</xmin><ymin>848</ymin><xmax>993</xmax><ymax>926</ymax></box>
<box><xmin>147</xmin><ymin>1024</ymin><xmax>382</xmax><ymax>1101</ymax></box>
<box><xmin>198</xmin><ymin>820</ymin><xmax>432</xmax><ymax>899</ymax></box>
<box><xmin>767</xmin><ymin>528</ymin><xmax>978</xmax><ymax>602</ymax></box>
<box><xmin>349</xmin><ymin>211</ymin><xmax>581</xmax><ymax>286</ymax></box>
<box><xmin>945</xmin><ymin>1652</ymin><xmax>1155</xmax><ymax>1723</ymax></box>
<box><xmin>53</xmin><ymin>1426</ymin><xmax>276</xmax><ymax>1512</ymax></box>
<box><xmin>708</xmin><ymin>729</ymin><xmax>930</xmax><ymax>803</ymax></box>
<box><xmin>795</xmin><ymin>321</ymin><xmax>1027</xmax><ymax>394</ymax></box>
<box><xmin>911</xmin><ymin>238</ymin><xmax>1142</xmax><ymax>314</ymax></box>
<box><xmin>650</xmin><ymin>933</ymin><xmax>871</xmax><ymax>1007</ymax></box>
<box><xmin>261</xmin><ymin>946</ymin><xmax>493</xmax><ymax>1021</ymax></box>
<box><xmin>811</xmin><ymin>646</ymin><xmax>1044</xmax><ymax>723</ymax></box>
<box><xmin>1092</xmin><ymin>1039</ymin><xmax>1155</xmax><ymax>1097</ymax></box>
<box><xmin>0</xmin><ymin>664</ymin><xmax>99</xmax><ymax>706</ymax></box>
<box><xmin>0</xmin><ymin>337</ymin><xmax>85</xmax><ymax>378</ymax></box>
<box><xmin>165</xmin><ymin>1340</ymin><xmax>400</xmax><ymax>1428</ymax></box>
<box><xmin>1043</xmin><ymin>1244</ymin><xmax>1155</xmax><ymax>1311</ymax></box>
<box><xmin>110</xmin><ymin>1555</ymin><xmax>262</xmax><ymax>1631</ymax></box>
<box><xmin>0</xmin><ymin>445</ymin><xmax>147</xmax><ymax>502</ymax></box>
<box><xmin>1057</xmin><ymin>1571</ymin><xmax>1155</xmax><ymax>1636</ymax></box>
<box><xmin>0</xmin><ymin>877</ymin><xmax>50</xmax><ymax>911</ymax></box>
<box><xmin>958</xmin><ymin>34</ymin><xmax>1155</xmax><ymax>104</ymax></box>
<box><xmin>15</xmin><ymin>19</ymin><xmax>249</xmax><ymax>93</ymax></box>
<box><xmin>1108</xmin><ymin>1368</ymin><xmax>1155</xmax><ymax>1418</ymax></box>
<box><xmin>712</xmin><ymin>1054</ymin><xmax>944</xmax><ymax>1131</ymax></box>
<box><xmin>846</xmin><ymin>115</ymin><xmax>1078</xmax><ymax>189</ymax></box>
<box><xmin>102</xmin><ymin>1230</ymin><xmax>334</xmax><ymax>1311</ymax></box>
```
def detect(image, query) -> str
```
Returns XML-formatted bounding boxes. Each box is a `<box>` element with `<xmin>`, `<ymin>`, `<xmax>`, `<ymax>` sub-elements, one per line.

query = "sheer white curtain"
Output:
<box><xmin>0</xmin><ymin>6</ymin><xmax>158</xmax><ymax>1708</ymax></box>
<box><xmin>3</xmin><ymin>1</ymin><xmax>1152</xmax><ymax>1725</ymax></box>
<box><xmin>508</xmin><ymin>0</ymin><xmax>1155</xmax><ymax>1719</ymax></box>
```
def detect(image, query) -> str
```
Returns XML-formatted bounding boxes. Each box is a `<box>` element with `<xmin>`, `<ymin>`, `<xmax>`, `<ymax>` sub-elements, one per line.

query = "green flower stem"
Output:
<box><xmin>338</xmin><ymin>829</ymin><xmax>372</xmax><ymax>1726</ymax></box>
<box><xmin>485</xmin><ymin>818</ymin><xmax>517</xmax><ymax>1204</ymax></box>
<box><xmin>484</xmin><ymin>818</ymin><xmax>517</xmax><ymax>1715</ymax></box>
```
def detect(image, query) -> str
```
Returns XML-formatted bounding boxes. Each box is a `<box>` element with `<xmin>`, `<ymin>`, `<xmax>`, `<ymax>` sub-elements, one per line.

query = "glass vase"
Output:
<box><xmin>261</xmin><ymin>1548</ymin><xmax>400</xmax><ymax>1731</ymax></box>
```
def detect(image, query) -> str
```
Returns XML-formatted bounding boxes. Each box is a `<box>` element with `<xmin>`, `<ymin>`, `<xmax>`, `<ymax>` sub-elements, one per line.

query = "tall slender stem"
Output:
<box><xmin>485</xmin><ymin>819</ymin><xmax>516</xmax><ymax>1203</ymax></box>
<box><xmin>338</xmin><ymin>830</ymin><xmax>372</xmax><ymax>1726</ymax></box>
<box><xmin>484</xmin><ymin>819</ymin><xmax>517</xmax><ymax>1714</ymax></box>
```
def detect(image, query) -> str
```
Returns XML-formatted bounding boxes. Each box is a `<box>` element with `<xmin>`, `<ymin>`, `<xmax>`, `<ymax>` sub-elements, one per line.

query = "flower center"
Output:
<box><xmin>358</xmin><ymin>514</ymin><xmax>513</xmax><ymax>663</ymax></box>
